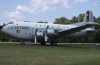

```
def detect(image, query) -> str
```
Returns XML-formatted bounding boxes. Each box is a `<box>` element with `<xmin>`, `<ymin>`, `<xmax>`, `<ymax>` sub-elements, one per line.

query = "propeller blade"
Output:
<box><xmin>45</xmin><ymin>33</ymin><xmax>48</xmax><ymax>42</ymax></box>
<box><xmin>34</xmin><ymin>29</ymin><xmax>38</xmax><ymax>43</ymax></box>
<box><xmin>46</xmin><ymin>25</ymin><xmax>49</xmax><ymax>33</ymax></box>
<box><xmin>34</xmin><ymin>35</ymin><xmax>37</xmax><ymax>43</ymax></box>
<box><xmin>44</xmin><ymin>25</ymin><xmax>49</xmax><ymax>42</ymax></box>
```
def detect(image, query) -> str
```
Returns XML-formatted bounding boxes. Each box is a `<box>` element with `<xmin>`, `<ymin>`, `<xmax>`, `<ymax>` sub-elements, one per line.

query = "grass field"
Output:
<box><xmin>0</xmin><ymin>42</ymin><xmax>100</xmax><ymax>65</ymax></box>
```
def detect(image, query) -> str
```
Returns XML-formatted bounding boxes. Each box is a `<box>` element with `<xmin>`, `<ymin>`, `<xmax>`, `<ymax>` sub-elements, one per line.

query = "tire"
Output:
<box><xmin>40</xmin><ymin>40</ymin><xmax>46</xmax><ymax>45</ymax></box>
<box><xmin>50</xmin><ymin>41</ymin><xmax>57</xmax><ymax>46</ymax></box>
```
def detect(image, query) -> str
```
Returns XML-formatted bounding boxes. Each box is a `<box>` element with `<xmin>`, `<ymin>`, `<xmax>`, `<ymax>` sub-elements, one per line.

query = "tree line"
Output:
<box><xmin>0</xmin><ymin>13</ymin><xmax>100</xmax><ymax>43</ymax></box>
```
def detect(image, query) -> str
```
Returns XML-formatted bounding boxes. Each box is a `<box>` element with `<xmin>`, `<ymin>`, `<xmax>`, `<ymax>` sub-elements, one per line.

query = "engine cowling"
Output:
<box><xmin>36</xmin><ymin>32</ymin><xmax>44</xmax><ymax>38</ymax></box>
<box><xmin>47</xmin><ymin>29</ymin><xmax>57</xmax><ymax>36</ymax></box>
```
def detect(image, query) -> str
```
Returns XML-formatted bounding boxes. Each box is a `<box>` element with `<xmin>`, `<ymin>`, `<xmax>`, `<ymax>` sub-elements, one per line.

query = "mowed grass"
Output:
<box><xmin>0</xmin><ymin>43</ymin><xmax>100</xmax><ymax>65</ymax></box>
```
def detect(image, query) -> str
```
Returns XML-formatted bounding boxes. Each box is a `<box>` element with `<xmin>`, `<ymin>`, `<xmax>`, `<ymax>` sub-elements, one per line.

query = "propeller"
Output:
<box><xmin>34</xmin><ymin>29</ymin><xmax>38</xmax><ymax>43</ymax></box>
<box><xmin>44</xmin><ymin>25</ymin><xmax>49</xmax><ymax>42</ymax></box>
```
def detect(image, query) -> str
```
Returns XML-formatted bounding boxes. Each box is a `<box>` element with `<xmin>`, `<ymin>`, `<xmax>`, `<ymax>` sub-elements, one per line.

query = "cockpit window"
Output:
<box><xmin>4</xmin><ymin>21</ymin><xmax>13</xmax><ymax>26</ymax></box>
<box><xmin>8</xmin><ymin>22</ymin><xmax>13</xmax><ymax>24</ymax></box>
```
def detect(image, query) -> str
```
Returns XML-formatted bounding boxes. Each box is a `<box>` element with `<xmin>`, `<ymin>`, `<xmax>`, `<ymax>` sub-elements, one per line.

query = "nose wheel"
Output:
<box><xmin>21</xmin><ymin>42</ymin><xmax>25</xmax><ymax>45</ymax></box>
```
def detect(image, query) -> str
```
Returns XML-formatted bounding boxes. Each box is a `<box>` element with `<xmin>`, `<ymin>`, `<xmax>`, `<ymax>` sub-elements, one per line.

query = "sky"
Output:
<box><xmin>0</xmin><ymin>0</ymin><xmax>100</xmax><ymax>23</ymax></box>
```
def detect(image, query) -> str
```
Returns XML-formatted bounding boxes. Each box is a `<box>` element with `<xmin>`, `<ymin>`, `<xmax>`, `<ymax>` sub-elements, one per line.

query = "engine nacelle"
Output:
<box><xmin>36</xmin><ymin>32</ymin><xmax>44</xmax><ymax>38</ymax></box>
<box><xmin>47</xmin><ymin>29</ymin><xmax>57</xmax><ymax>36</ymax></box>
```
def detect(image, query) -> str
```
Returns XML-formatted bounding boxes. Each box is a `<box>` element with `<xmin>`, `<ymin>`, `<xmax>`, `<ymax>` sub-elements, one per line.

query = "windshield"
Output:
<box><xmin>3</xmin><ymin>21</ymin><xmax>13</xmax><ymax>26</ymax></box>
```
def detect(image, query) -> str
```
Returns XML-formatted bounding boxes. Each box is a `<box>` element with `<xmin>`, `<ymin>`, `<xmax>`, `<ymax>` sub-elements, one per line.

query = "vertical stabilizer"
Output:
<box><xmin>84</xmin><ymin>11</ymin><xmax>94</xmax><ymax>22</ymax></box>
<box><xmin>84</xmin><ymin>11</ymin><xmax>95</xmax><ymax>30</ymax></box>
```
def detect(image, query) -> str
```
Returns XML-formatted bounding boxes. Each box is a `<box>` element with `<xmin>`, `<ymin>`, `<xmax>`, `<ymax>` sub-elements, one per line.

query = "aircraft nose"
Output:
<box><xmin>0</xmin><ymin>25</ymin><xmax>3</xmax><ymax>29</ymax></box>
<box><xmin>0</xmin><ymin>23</ymin><xmax>5</xmax><ymax>29</ymax></box>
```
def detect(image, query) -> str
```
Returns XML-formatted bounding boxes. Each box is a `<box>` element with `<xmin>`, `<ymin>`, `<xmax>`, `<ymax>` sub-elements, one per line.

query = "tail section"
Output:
<box><xmin>84</xmin><ymin>11</ymin><xmax>94</xmax><ymax>22</ymax></box>
<box><xmin>84</xmin><ymin>11</ymin><xmax>95</xmax><ymax>31</ymax></box>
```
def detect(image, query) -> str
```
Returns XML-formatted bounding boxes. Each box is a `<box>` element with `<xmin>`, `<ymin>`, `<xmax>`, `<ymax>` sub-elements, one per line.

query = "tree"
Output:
<box><xmin>70</xmin><ymin>16</ymin><xmax>78</xmax><ymax>23</ymax></box>
<box><xmin>0</xmin><ymin>30</ymin><xmax>17</xmax><ymax>42</ymax></box>
<box><xmin>97</xmin><ymin>16</ymin><xmax>100</xmax><ymax>23</ymax></box>
<box><xmin>69</xmin><ymin>14</ymin><xmax>85</xmax><ymax>24</ymax></box>
<box><xmin>54</xmin><ymin>17</ymin><xmax>69</xmax><ymax>24</ymax></box>
<box><xmin>78</xmin><ymin>14</ymin><xmax>85</xmax><ymax>22</ymax></box>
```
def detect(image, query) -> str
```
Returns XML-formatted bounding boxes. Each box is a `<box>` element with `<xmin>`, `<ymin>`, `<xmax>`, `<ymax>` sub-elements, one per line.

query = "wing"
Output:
<box><xmin>57</xmin><ymin>22</ymin><xmax>100</xmax><ymax>36</ymax></box>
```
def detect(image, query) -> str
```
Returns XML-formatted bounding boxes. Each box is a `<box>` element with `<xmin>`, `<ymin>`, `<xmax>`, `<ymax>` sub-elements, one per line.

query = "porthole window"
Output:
<box><xmin>25</xmin><ymin>33</ymin><xmax>26</xmax><ymax>35</ymax></box>
<box><xmin>8</xmin><ymin>26</ymin><xmax>10</xmax><ymax>29</ymax></box>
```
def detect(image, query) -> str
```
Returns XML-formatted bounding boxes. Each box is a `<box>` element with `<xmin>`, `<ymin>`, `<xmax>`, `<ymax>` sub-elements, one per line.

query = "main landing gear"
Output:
<box><xmin>50</xmin><ymin>41</ymin><xmax>57</xmax><ymax>46</ymax></box>
<box><xmin>21</xmin><ymin>41</ymin><xmax>25</xmax><ymax>45</ymax></box>
<box><xmin>40</xmin><ymin>40</ymin><xmax>57</xmax><ymax>46</ymax></box>
<box><xmin>40</xmin><ymin>38</ymin><xmax>46</xmax><ymax>45</ymax></box>
<box><xmin>40</xmin><ymin>40</ymin><xmax>46</xmax><ymax>45</ymax></box>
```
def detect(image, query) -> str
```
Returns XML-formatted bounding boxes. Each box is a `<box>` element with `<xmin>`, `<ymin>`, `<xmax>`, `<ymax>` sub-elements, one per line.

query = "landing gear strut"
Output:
<box><xmin>40</xmin><ymin>41</ymin><xmax>46</xmax><ymax>45</ymax></box>
<box><xmin>40</xmin><ymin>39</ymin><xmax>46</xmax><ymax>45</ymax></box>
<box><xmin>21</xmin><ymin>42</ymin><xmax>25</xmax><ymax>45</ymax></box>
<box><xmin>50</xmin><ymin>41</ymin><xmax>57</xmax><ymax>46</ymax></box>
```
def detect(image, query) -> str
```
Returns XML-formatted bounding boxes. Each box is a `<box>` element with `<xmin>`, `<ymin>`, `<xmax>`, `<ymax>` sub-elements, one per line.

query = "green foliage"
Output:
<box><xmin>78</xmin><ymin>14</ymin><xmax>85</xmax><ymax>22</ymax></box>
<box><xmin>0</xmin><ymin>31</ymin><xmax>17</xmax><ymax>42</ymax></box>
<box><xmin>97</xmin><ymin>16</ymin><xmax>100</xmax><ymax>23</ymax></box>
<box><xmin>54</xmin><ymin>17</ymin><xmax>69</xmax><ymax>24</ymax></box>
<box><xmin>70</xmin><ymin>16</ymin><xmax>78</xmax><ymax>23</ymax></box>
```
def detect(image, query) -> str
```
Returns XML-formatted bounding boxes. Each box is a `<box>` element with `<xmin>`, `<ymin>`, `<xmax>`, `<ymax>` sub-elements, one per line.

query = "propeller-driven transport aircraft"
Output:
<box><xmin>0</xmin><ymin>11</ymin><xmax>99</xmax><ymax>45</ymax></box>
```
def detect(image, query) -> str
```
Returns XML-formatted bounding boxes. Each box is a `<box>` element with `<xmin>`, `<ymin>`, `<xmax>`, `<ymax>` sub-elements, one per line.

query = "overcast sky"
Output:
<box><xmin>0</xmin><ymin>0</ymin><xmax>100</xmax><ymax>23</ymax></box>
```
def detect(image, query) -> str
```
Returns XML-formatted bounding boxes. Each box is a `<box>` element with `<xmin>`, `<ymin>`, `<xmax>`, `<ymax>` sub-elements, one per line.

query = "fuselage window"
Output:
<box><xmin>16</xmin><ymin>26</ymin><xmax>19</xmax><ymax>29</ymax></box>
<box><xmin>11</xmin><ymin>26</ymin><xmax>13</xmax><ymax>29</ymax></box>
<box><xmin>8</xmin><ymin>26</ymin><xmax>10</xmax><ymax>29</ymax></box>
<box><xmin>25</xmin><ymin>33</ymin><xmax>26</xmax><ymax>35</ymax></box>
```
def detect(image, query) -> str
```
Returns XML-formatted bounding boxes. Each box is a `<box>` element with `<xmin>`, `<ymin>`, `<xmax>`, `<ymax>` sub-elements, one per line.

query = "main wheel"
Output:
<box><xmin>40</xmin><ymin>40</ymin><xmax>46</xmax><ymax>45</ymax></box>
<box><xmin>50</xmin><ymin>41</ymin><xmax>57</xmax><ymax>46</ymax></box>
<box><xmin>21</xmin><ymin>42</ymin><xmax>25</xmax><ymax>45</ymax></box>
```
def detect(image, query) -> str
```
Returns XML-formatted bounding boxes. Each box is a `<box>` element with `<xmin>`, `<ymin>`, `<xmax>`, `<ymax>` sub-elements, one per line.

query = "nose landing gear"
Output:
<box><xmin>21</xmin><ymin>41</ymin><xmax>25</xmax><ymax>45</ymax></box>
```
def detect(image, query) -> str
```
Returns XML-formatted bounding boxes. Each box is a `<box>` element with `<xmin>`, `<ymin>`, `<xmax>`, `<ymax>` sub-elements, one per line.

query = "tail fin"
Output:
<box><xmin>84</xmin><ymin>11</ymin><xmax>95</xmax><ymax>30</ymax></box>
<box><xmin>84</xmin><ymin>11</ymin><xmax>94</xmax><ymax>22</ymax></box>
